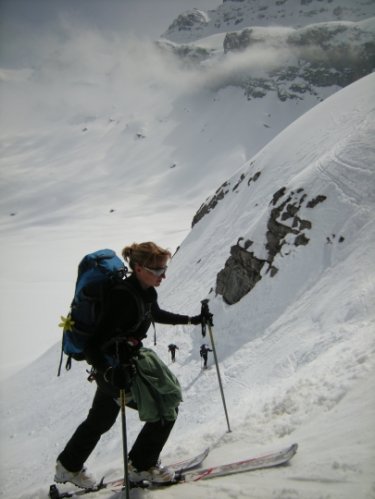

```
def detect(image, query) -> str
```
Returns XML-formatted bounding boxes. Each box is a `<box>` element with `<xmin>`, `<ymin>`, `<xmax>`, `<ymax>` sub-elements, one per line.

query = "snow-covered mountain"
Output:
<box><xmin>1</xmin><ymin>71</ymin><xmax>374</xmax><ymax>499</ymax></box>
<box><xmin>0</xmin><ymin>1</ymin><xmax>374</xmax><ymax>498</ymax></box>
<box><xmin>1</xmin><ymin>0</ymin><xmax>374</xmax><ymax>373</ymax></box>
<box><xmin>160</xmin><ymin>1</ymin><xmax>375</xmax><ymax>109</ymax></box>
<box><xmin>163</xmin><ymin>0</ymin><xmax>375</xmax><ymax>42</ymax></box>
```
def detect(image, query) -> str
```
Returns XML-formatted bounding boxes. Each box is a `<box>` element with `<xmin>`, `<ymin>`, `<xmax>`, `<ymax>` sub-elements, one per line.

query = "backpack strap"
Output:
<box><xmin>57</xmin><ymin>337</ymin><xmax>64</xmax><ymax>377</ymax></box>
<box><xmin>99</xmin><ymin>278</ymin><xmax>148</xmax><ymax>352</ymax></box>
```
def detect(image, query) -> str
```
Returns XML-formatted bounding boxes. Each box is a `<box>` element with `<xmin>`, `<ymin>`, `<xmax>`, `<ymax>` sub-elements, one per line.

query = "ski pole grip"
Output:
<box><xmin>201</xmin><ymin>299</ymin><xmax>213</xmax><ymax>326</ymax></box>
<box><xmin>200</xmin><ymin>299</ymin><xmax>207</xmax><ymax>337</ymax></box>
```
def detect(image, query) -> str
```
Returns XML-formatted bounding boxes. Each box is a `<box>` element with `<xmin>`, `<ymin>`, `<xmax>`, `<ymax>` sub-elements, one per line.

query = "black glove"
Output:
<box><xmin>190</xmin><ymin>314</ymin><xmax>202</xmax><ymax>325</ymax></box>
<box><xmin>203</xmin><ymin>312</ymin><xmax>213</xmax><ymax>324</ymax></box>
<box><xmin>104</xmin><ymin>364</ymin><xmax>135</xmax><ymax>389</ymax></box>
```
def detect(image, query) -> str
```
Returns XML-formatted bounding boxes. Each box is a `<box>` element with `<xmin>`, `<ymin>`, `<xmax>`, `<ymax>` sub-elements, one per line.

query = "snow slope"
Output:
<box><xmin>2</xmin><ymin>7</ymin><xmax>374</xmax><ymax>373</ymax></box>
<box><xmin>0</xmin><ymin>73</ymin><xmax>374</xmax><ymax>499</ymax></box>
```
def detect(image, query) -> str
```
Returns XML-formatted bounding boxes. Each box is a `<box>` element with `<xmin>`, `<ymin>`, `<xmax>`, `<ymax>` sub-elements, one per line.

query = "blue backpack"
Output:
<box><xmin>57</xmin><ymin>249</ymin><xmax>143</xmax><ymax>375</ymax></box>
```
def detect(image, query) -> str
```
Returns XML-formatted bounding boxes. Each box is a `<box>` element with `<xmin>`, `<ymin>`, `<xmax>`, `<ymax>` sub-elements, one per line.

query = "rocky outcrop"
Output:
<box><xmin>163</xmin><ymin>9</ymin><xmax>209</xmax><ymax>35</ymax></box>
<box><xmin>163</xmin><ymin>17</ymin><xmax>374</xmax><ymax>100</ymax></box>
<box><xmin>222</xmin><ymin>22</ymin><xmax>374</xmax><ymax>100</ymax></box>
<box><xmin>192</xmin><ymin>168</ymin><xmax>261</xmax><ymax>227</ymax></box>
<box><xmin>223</xmin><ymin>29</ymin><xmax>255</xmax><ymax>53</ymax></box>
<box><xmin>215</xmin><ymin>185</ymin><xmax>327</xmax><ymax>304</ymax></box>
<box><xmin>163</xmin><ymin>0</ymin><xmax>373</xmax><ymax>44</ymax></box>
<box><xmin>192</xmin><ymin>181</ymin><xmax>230</xmax><ymax>227</ymax></box>
<box><xmin>216</xmin><ymin>242</ymin><xmax>266</xmax><ymax>304</ymax></box>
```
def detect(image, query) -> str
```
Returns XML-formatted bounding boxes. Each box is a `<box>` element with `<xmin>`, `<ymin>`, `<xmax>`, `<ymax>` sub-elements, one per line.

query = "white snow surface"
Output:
<box><xmin>1</xmin><ymin>2</ymin><xmax>375</xmax><ymax>498</ymax></box>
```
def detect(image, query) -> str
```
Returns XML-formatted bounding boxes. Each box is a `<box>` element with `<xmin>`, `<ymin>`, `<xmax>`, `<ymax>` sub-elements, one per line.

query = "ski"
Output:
<box><xmin>179</xmin><ymin>442</ymin><xmax>298</xmax><ymax>483</ymax></box>
<box><xmin>105</xmin><ymin>442</ymin><xmax>297</xmax><ymax>492</ymax></box>
<box><xmin>49</xmin><ymin>444</ymin><xmax>297</xmax><ymax>497</ymax></box>
<box><xmin>167</xmin><ymin>446</ymin><xmax>210</xmax><ymax>471</ymax></box>
<box><xmin>48</xmin><ymin>447</ymin><xmax>209</xmax><ymax>498</ymax></box>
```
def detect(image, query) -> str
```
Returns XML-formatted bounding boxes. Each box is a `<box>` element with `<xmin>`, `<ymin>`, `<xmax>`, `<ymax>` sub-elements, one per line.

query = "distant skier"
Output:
<box><xmin>200</xmin><ymin>344</ymin><xmax>212</xmax><ymax>369</ymax></box>
<box><xmin>168</xmin><ymin>343</ymin><xmax>179</xmax><ymax>363</ymax></box>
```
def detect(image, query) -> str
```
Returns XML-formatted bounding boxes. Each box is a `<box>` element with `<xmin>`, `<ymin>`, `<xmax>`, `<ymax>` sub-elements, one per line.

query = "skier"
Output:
<box><xmin>168</xmin><ymin>343</ymin><xmax>179</xmax><ymax>363</ymax></box>
<box><xmin>200</xmin><ymin>344</ymin><xmax>212</xmax><ymax>369</ymax></box>
<box><xmin>54</xmin><ymin>242</ymin><xmax>202</xmax><ymax>488</ymax></box>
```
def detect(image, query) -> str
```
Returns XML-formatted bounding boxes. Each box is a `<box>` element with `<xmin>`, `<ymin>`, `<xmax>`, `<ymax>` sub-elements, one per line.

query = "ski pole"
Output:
<box><xmin>119</xmin><ymin>388</ymin><xmax>130</xmax><ymax>498</ymax></box>
<box><xmin>116</xmin><ymin>341</ymin><xmax>130</xmax><ymax>499</ymax></box>
<box><xmin>201</xmin><ymin>299</ymin><xmax>231</xmax><ymax>433</ymax></box>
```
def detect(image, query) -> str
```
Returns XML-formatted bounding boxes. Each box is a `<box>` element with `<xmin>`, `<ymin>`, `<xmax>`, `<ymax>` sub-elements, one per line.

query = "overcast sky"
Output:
<box><xmin>0</xmin><ymin>0</ymin><xmax>221</xmax><ymax>67</ymax></box>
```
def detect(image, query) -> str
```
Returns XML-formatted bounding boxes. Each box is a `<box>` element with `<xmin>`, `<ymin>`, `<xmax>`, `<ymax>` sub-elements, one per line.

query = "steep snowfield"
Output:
<box><xmin>0</xmin><ymin>74</ymin><xmax>374</xmax><ymax>499</ymax></box>
<box><xmin>0</xmin><ymin>42</ymin><xmax>338</xmax><ymax>374</ymax></box>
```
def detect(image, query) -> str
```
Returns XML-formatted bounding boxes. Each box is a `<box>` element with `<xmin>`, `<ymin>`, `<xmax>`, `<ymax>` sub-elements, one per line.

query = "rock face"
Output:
<box><xmin>216</xmin><ymin>243</ymin><xmax>265</xmax><ymax>304</ymax></box>
<box><xmin>192</xmin><ymin>181</ymin><xmax>230</xmax><ymax>227</ymax></box>
<box><xmin>199</xmin><ymin>178</ymin><xmax>328</xmax><ymax>304</ymax></box>
<box><xmin>163</xmin><ymin>0</ymin><xmax>374</xmax><ymax>43</ymax></box>
<box><xmin>161</xmin><ymin>4</ymin><xmax>375</xmax><ymax>101</ymax></box>
<box><xmin>164</xmin><ymin>9</ymin><xmax>209</xmax><ymax>35</ymax></box>
<box><xmin>221</xmin><ymin>23</ymin><xmax>374</xmax><ymax>98</ymax></box>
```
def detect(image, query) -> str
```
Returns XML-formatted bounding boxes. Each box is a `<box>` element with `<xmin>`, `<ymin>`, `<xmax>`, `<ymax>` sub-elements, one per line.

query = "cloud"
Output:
<box><xmin>0</xmin><ymin>21</ymin><xmax>182</xmax><ymax>129</ymax></box>
<box><xmin>2</xmin><ymin>15</ymin><xmax>371</xmax><ymax>132</ymax></box>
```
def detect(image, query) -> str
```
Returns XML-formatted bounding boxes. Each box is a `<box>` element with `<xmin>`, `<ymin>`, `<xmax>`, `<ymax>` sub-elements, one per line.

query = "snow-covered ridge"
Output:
<box><xmin>158</xmin><ymin>18</ymin><xmax>375</xmax><ymax>100</ymax></box>
<box><xmin>163</xmin><ymin>0</ymin><xmax>375</xmax><ymax>43</ymax></box>
<box><xmin>165</xmin><ymin>72</ymin><xmax>375</xmax><ymax>325</ymax></box>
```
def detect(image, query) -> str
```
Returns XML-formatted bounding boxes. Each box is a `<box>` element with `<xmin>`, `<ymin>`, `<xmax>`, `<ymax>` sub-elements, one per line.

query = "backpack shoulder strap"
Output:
<box><xmin>115</xmin><ymin>277</ymin><xmax>144</xmax><ymax>305</ymax></box>
<box><xmin>110</xmin><ymin>277</ymin><xmax>147</xmax><ymax>334</ymax></box>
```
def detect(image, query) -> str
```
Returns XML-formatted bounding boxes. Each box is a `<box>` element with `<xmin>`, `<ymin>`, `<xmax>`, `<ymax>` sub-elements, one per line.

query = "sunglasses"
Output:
<box><xmin>143</xmin><ymin>266</ymin><xmax>168</xmax><ymax>277</ymax></box>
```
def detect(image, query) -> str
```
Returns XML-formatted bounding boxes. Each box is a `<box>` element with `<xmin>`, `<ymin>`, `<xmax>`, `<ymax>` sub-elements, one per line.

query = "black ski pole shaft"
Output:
<box><xmin>153</xmin><ymin>321</ymin><xmax>157</xmax><ymax>346</ymax></box>
<box><xmin>201</xmin><ymin>299</ymin><xmax>231</xmax><ymax>433</ymax></box>
<box><xmin>208</xmin><ymin>323</ymin><xmax>231</xmax><ymax>433</ymax></box>
<box><xmin>120</xmin><ymin>388</ymin><xmax>130</xmax><ymax>498</ymax></box>
<box><xmin>116</xmin><ymin>341</ymin><xmax>130</xmax><ymax>498</ymax></box>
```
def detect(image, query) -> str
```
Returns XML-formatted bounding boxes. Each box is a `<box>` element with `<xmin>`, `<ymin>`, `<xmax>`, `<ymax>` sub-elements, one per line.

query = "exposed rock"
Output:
<box><xmin>266</xmin><ymin>203</ymin><xmax>298</xmax><ymax>260</ymax></box>
<box><xmin>163</xmin><ymin>1</ymin><xmax>373</xmax><ymax>44</ymax></box>
<box><xmin>222</xmin><ymin>23</ymin><xmax>374</xmax><ymax>101</ymax></box>
<box><xmin>164</xmin><ymin>9</ymin><xmax>209</xmax><ymax>34</ymax></box>
<box><xmin>271</xmin><ymin>187</ymin><xmax>287</xmax><ymax>206</ymax></box>
<box><xmin>232</xmin><ymin>173</ymin><xmax>246</xmax><ymax>191</ymax></box>
<box><xmin>307</xmin><ymin>195</ymin><xmax>327</xmax><ymax>208</ymax></box>
<box><xmin>192</xmin><ymin>169</ymin><xmax>261</xmax><ymax>227</ymax></box>
<box><xmin>247</xmin><ymin>171</ymin><xmax>261</xmax><ymax>185</ymax></box>
<box><xmin>215</xmin><ymin>187</ymin><xmax>327</xmax><ymax>304</ymax></box>
<box><xmin>224</xmin><ymin>29</ymin><xmax>255</xmax><ymax>53</ymax></box>
<box><xmin>216</xmin><ymin>244</ymin><xmax>266</xmax><ymax>304</ymax></box>
<box><xmin>294</xmin><ymin>233</ymin><xmax>310</xmax><ymax>246</ymax></box>
<box><xmin>192</xmin><ymin>181</ymin><xmax>230</xmax><ymax>227</ymax></box>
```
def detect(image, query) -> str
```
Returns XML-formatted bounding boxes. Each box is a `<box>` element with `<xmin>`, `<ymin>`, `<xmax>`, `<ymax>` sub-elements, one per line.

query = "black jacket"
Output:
<box><xmin>84</xmin><ymin>274</ymin><xmax>189</xmax><ymax>372</ymax></box>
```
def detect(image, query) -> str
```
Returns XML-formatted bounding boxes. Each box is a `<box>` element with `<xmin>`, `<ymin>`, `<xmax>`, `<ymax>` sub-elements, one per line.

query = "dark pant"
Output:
<box><xmin>58</xmin><ymin>377</ymin><xmax>176</xmax><ymax>472</ymax></box>
<box><xmin>202</xmin><ymin>354</ymin><xmax>208</xmax><ymax>367</ymax></box>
